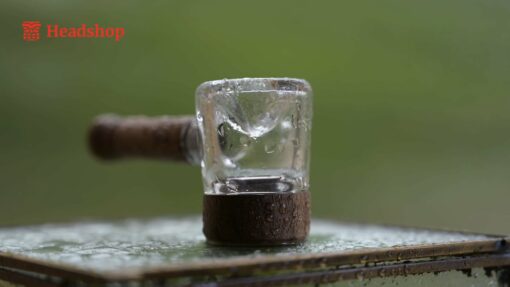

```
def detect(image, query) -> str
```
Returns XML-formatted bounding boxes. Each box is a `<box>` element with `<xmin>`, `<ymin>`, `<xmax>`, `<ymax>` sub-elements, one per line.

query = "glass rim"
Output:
<box><xmin>196</xmin><ymin>77</ymin><xmax>312</xmax><ymax>97</ymax></box>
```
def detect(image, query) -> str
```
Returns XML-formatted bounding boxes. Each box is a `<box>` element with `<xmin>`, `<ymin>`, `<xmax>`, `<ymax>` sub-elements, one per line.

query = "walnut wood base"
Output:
<box><xmin>203</xmin><ymin>192</ymin><xmax>310</xmax><ymax>246</ymax></box>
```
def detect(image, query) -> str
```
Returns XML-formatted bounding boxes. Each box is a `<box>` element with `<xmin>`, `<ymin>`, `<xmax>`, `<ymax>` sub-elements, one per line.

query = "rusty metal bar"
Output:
<box><xmin>191</xmin><ymin>253</ymin><xmax>510</xmax><ymax>287</ymax></box>
<box><xmin>142</xmin><ymin>238</ymin><xmax>508</xmax><ymax>279</ymax></box>
<box><xmin>0</xmin><ymin>268</ymin><xmax>61</xmax><ymax>287</ymax></box>
<box><xmin>0</xmin><ymin>254</ymin><xmax>115</xmax><ymax>283</ymax></box>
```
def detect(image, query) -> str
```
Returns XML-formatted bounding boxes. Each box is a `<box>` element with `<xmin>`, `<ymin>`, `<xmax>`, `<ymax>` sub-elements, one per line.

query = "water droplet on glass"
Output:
<box><xmin>264</xmin><ymin>142</ymin><xmax>277</xmax><ymax>154</ymax></box>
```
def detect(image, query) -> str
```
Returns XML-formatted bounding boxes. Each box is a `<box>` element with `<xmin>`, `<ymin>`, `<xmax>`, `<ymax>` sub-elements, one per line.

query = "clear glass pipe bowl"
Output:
<box><xmin>195</xmin><ymin>78</ymin><xmax>313</xmax><ymax>195</ymax></box>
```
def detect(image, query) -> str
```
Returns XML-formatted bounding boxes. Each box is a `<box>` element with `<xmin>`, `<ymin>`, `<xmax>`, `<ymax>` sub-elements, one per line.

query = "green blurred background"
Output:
<box><xmin>1</xmin><ymin>0</ymin><xmax>509</xmax><ymax>234</ymax></box>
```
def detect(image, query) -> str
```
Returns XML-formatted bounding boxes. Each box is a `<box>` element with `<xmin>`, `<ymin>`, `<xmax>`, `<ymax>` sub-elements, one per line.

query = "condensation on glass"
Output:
<box><xmin>195</xmin><ymin>78</ymin><xmax>313</xmax><ymax>195</ymax></box>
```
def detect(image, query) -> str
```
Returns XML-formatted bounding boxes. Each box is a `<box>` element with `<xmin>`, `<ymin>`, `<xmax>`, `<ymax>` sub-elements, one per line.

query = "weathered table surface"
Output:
<box><xmin>0</xmin><ymin>217</ymin><xmax>508</xmax><ymax>286</ymax></box>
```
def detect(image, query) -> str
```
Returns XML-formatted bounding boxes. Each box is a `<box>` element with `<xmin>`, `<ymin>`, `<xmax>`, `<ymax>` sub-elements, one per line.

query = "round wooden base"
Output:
<box><xmin>203</xmin><ymin>192</ymin><xmax>310</xmax><ymax>246</ymax></box>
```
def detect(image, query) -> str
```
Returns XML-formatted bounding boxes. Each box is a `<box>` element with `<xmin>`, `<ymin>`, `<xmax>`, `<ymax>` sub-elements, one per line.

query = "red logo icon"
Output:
<box><xmin>22</xmin><ymin>21</ymin><xmax>42</xmax><ymax>41</ymax></box>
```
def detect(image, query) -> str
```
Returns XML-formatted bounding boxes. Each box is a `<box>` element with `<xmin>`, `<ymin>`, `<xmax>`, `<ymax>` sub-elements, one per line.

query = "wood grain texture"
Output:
<box><xmin>203</xmin><ymin>192</ymin><xmax>311</xmax><ymax>245</ymax></box>
<box><xmin>88</xmin><ymin>114</ymin><xmax>194</xmax><ymax>161</ymax></box>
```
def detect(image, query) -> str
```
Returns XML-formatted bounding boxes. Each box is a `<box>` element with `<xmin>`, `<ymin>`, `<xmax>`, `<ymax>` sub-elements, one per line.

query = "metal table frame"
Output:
<box><xmin>1</xmin><ymin>233</ymin><xmax>509</xmax><ymax>286</ymax></box>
